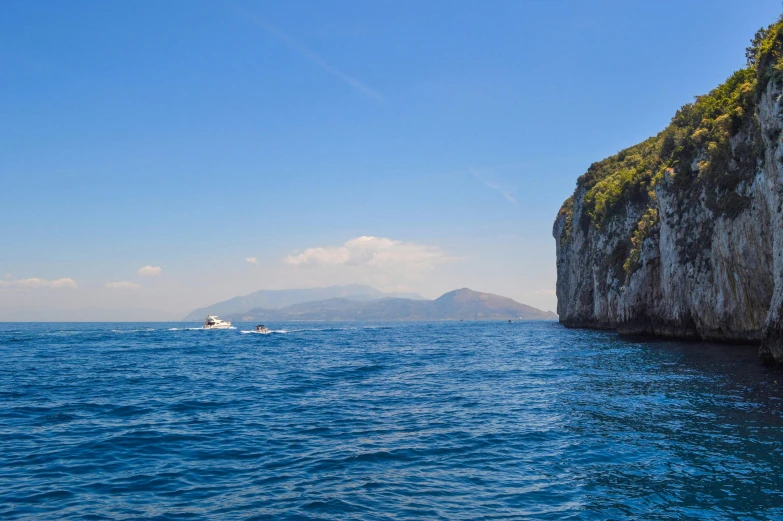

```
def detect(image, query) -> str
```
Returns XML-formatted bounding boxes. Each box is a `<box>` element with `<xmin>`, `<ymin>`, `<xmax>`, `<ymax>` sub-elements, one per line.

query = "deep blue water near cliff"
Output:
<box><xmin>2</xmin><ymin>321</ymin><xmax>783</xmax><ymax>520</ymax></box>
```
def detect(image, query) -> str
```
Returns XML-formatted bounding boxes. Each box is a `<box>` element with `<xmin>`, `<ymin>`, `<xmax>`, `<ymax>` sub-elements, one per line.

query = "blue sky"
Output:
<box><xmin>2</xmin><ymin>1</ymin><xmax>781</xmax><ymax>320</ymax></box>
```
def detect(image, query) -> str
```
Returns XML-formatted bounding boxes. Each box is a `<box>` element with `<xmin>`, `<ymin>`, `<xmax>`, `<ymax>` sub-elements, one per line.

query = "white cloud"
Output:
<box><xmin>137</xmin><ymin>265</ymin><xmax>162</xmax><ymax>277</ymax></box>
<box><xmin>245</xmin><ymin>257</ymin><xmax>258</xmax><ymax>264</ymax></box>
<box><xmin>284</xmin><ymin>236</ymin><xmax>446</xmax><ymax>270</ymax></box>
<box><xmin>105</xmin><ymin>281</ymin><xmax>141</xmax><ymax>290</ymax></box>
<box><xmin>0</xmin><ymin>277</ymin><xmax>77</xmax><ymax>289</ymax></box>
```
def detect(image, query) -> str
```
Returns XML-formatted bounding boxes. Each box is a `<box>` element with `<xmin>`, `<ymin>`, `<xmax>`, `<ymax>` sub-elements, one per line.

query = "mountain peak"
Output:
<box><xmin>182</xmin><ymin>284</ymin><xmax>424</xmax><ymax>321</ymax></box>
<box><xmin>436</xmin><ymin>288</ymin><xmax>508</xmax><ymax>303</ymax></box>
<box><xmin>222</xmin><ymin>287</ymin><xmax>556</xmax><ymax>322</ymax></box>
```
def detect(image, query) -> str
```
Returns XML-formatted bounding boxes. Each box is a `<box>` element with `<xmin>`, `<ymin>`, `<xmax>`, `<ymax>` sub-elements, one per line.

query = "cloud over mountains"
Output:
<box><xmin>0</xmin><ymin>277</ymin><xmax>77</xmax><ymax>289</ymax></box>
<box><xmin>137</xmin><ymin>266</ymin><xmax>162</xmax><ymax>277</ymax></box>
<box><xmin>105</xmin><ymin>281</ymin><xmax>141</xmax><ymax>290</ymax></box>
<box><xmin>284</xmin><ymin>236</ymin><xmax>445</xmax><ymax>270</ymax></box>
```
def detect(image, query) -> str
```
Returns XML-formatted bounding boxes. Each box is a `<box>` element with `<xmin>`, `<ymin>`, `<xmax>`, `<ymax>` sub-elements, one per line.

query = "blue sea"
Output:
<box><xmin>2</xmin><ymin>321</ymin><xmax>783</xmax><ymax>520</ymax></box>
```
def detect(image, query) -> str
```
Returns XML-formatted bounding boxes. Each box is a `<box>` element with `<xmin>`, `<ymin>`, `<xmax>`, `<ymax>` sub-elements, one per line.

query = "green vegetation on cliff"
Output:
<box><xmin>558</xmin><ymin>15</ymin><xmax>783</xmax><ymax>278</ymax></box>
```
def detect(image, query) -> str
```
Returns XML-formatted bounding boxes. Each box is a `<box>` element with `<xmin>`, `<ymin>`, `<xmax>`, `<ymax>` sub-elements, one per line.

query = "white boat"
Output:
<box><xmin>203</xmin><ymin>315</ymin><xmax>232</xmax><ymax>329</ymax></box>
<box><xmin>255</xmin><ymin>324</ymin><xmax>270</xmax><ymax>333</ymax></box>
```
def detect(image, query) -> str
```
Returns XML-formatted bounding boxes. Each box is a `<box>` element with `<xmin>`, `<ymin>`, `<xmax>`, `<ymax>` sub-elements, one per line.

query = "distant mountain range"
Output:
<box><xmin>184</xmin><ymin>285</ymin><xmax>556</xmax><ymax>322</ymax></box>
<box><xmin>182</xmin><ymin>284</ymin><xmax>424</xmax><ymax>321</ymax></box>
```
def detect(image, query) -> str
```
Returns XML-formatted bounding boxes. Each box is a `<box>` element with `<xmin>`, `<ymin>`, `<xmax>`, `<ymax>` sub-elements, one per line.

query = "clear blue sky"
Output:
<box><xmin>1</xmin><ymin>1</ymin><xmax>781</xmax><ymax>320</ymax></box>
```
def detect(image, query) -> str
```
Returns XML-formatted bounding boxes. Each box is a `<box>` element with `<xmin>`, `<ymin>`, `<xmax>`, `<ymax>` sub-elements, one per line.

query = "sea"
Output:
<box><xmin>1</xmin><ymin>321</ymin><xmax>782</xmax><ymax>520</ymax></box>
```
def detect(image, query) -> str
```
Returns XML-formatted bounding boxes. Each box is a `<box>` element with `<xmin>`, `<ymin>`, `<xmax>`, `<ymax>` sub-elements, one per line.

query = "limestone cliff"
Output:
<box><xmin>554</xmin><ymin>18</ymin><xmax>783</xmax><ymax>361</ymax></box>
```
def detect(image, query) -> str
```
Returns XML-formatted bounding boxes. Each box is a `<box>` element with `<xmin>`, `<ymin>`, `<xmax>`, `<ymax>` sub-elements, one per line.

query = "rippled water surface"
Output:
<box><xmin>2</xmin><ymin>321</ymin><xmax>783</xmax><ymax>520</ymax></box>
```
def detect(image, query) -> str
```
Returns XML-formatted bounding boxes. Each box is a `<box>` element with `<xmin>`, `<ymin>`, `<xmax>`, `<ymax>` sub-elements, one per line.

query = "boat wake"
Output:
<box><xmin>168</xmin><ymin>327</ymin><xmax>236</xmax><ymax>331</ymax></box>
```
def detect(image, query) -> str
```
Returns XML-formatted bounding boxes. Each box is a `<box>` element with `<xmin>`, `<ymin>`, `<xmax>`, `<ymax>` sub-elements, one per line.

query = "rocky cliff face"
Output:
<box><xmin>554</xmin><ymin>19</ymin><xmax>783</xmax><ymax>362</ymax></box>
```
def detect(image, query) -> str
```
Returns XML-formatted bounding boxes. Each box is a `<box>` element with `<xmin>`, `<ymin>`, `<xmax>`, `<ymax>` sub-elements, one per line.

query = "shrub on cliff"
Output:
<box><xmin>556</xmin><ymin>15</ymin><xmax>783</xmax><ymax>284</ymax></box>
<box><xmin>558</xmin><ymin>17</ymin><xmax>783</xmax><ymax>246</ymax></box>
